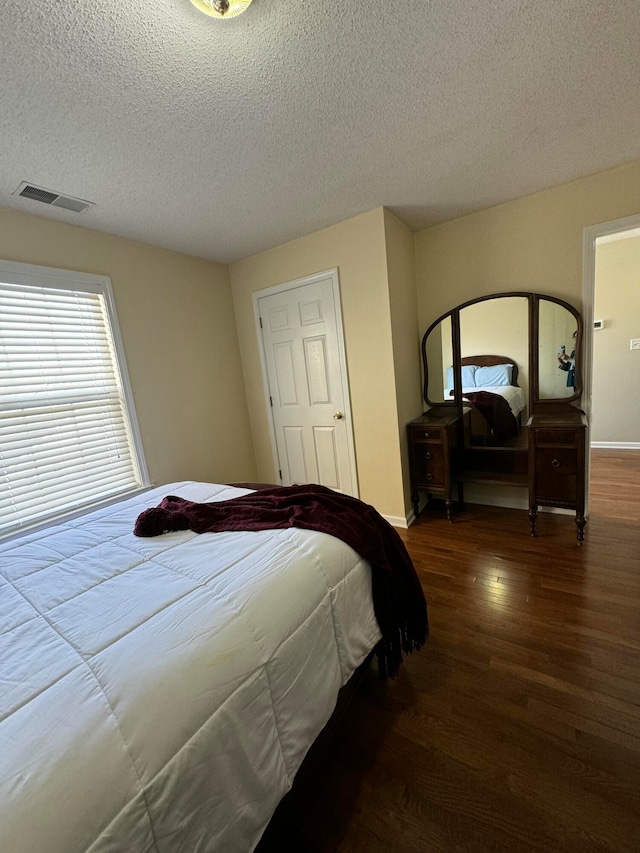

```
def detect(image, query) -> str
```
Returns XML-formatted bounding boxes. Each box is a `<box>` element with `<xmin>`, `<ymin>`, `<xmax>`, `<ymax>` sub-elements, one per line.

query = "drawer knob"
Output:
<box><xmin>551</xmin><ymin>458</ymin><xmax>560</xmax><ymax>468</ymax></box>
<box><xmin>425</xmin><ymin>451</ymin><xmax>431</xmax><ymax>460</ymax></box>
<box><xmin>423</xmin><ymin>431</ymin><xmax>430</xmax><ymax>438</ymax></box>
<box><xmin>426</xmin><ymin>473</ymin><xmax>433</xmax><ymax>481</ymax></box>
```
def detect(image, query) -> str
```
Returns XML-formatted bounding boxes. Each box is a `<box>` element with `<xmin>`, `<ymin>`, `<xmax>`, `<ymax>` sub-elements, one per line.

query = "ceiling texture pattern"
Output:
<box><xmin>1</xmin><ymin>0</ymin><xmax>640</xmax><ymax>263</ymax></box>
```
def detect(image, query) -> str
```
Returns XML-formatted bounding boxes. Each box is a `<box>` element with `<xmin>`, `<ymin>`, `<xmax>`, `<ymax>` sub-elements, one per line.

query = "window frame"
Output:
<box><xmin>0</xmin><ymin>259</ymin><xmax>151</xmax><ymax>540</ymax></box>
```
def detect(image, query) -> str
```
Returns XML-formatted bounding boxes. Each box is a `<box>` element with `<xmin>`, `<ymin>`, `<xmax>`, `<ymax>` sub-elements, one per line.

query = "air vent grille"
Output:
<box><xmin>13</xmin><ymin>182</ymin><xmax>95</xmax><ymax>213</ymax></box>
<box><xmin>19</xmin><ymin>185</ymin><xmax>59</xmax><ymax>204</ymax></box>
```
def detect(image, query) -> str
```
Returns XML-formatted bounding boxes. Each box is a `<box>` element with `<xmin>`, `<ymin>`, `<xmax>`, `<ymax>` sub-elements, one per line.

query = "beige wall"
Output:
<box><xmin>592</xmin><ymin>234</ymin><xmax>640</xmax><ymax>443</ymax></box>
<box><xmin>415</xmin><ymin>159</ymin><xmax>640</xmax><ymax>332</ymax></box>
<box><xmin>383</xmin><ymin>208</ymin><xmax>424</xmax><ymax>515</ymax></box>
<box><xmin>0</xmin><ymin>206</ymin><xmax>256</xmax><ymax>486</ymax></box>
<box><xmin>229</xmin><ymin>208</ymin><xmax>408</xmax><ymax>520</ymax></box>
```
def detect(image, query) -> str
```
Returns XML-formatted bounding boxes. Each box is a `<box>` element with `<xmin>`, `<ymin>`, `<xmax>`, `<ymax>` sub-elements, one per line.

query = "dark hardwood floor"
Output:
<box><xmin>259</xmin><ymin>450</ymin><xmax>640</xmax><ymax>852</ymax></box>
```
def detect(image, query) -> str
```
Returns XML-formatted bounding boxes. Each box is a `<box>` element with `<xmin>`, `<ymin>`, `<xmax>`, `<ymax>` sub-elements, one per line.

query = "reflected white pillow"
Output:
<box><xmin>475</xmin><ymin>364</ymin><xmax>513</xmax><ymax>387</ymax></box>
<box><xmin>446</xmin><ymin>365</ymin><xmax>477</xmax><ymax>387</ymax></box>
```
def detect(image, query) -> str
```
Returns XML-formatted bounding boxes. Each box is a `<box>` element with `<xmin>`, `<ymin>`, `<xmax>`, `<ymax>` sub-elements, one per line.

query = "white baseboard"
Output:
<box><xmin>383</xmin><ymin>513</ymin><xmax>410</xmax><ymax>529</ymax></box>
<box><xmin>591</xmin><ymin>441</ymin><xmax>640</xmax><ymax>450</ymax></box>
<box><xmin>392</xmin><ymin>495</ymin><xmax>430</xmax><ymax>528</ymax></box>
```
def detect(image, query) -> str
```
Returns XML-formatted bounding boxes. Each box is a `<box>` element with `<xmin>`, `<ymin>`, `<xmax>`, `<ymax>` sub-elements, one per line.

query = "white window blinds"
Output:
<box><xmin>0</xmin><ymin>265</ymin><xmax>148</xmax><ymax>537</ymax></box>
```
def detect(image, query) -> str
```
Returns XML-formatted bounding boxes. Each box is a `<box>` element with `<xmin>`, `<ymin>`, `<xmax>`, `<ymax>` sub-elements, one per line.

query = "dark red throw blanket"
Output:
<box><xmin>463</xmin><ymin>390</ymin><xmax>518</xmax><ymax>443</ymax></box>
<box><xmin>134</xmin><ymin>484</ymin><xmax>428</xmax><ymax>678</ymax></box>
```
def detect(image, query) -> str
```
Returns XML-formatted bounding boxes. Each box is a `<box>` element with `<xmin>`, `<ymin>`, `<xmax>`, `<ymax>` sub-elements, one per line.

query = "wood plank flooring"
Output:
<box><xmin>590</xmin><ymin>449</ymin><xmax>640</xmax><ymax>523</ymax></box>
<box><xmin>258</xmin><ymin>450</ymin><xmax>640</xmax><ymax>852</ymax></box>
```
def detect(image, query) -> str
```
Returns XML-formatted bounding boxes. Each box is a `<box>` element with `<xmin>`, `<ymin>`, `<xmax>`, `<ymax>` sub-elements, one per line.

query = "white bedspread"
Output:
<box><xmin>0</xmin><ymin>482</ymin><xmax>381</xmax><ymax>853</ymax></box>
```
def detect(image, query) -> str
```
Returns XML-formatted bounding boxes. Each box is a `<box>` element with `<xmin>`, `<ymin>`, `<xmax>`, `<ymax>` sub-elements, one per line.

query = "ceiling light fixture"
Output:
<box><xmin>188</xmin><ymin>0</ymin><xmax>254</xmax><ymax>18</ymax></box>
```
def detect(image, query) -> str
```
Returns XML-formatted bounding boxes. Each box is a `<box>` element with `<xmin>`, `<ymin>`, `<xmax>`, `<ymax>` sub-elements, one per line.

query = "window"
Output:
<box><xmin>0</xmin><ymin>260</ymin><xmax>149</xmax><ymax>538</ymax></box>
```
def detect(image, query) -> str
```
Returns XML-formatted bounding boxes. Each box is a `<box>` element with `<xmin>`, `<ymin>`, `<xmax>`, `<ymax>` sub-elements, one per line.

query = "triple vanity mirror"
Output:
<box><xmin>409</xmin><ymin>292</ymin><xmax>587</xmax><ymax>540</ymax></box>
<box><xmin>422</xmin><ymin>291</ymin><xmax>582</xmax><ymax>423</ymax></box>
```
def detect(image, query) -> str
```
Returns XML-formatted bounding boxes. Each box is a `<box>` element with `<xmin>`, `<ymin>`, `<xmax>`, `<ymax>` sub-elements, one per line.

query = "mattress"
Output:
<box><xmin>0</xmin><ymin>481</ymin><xmax>381</xmax><ymax>853</ymax></box>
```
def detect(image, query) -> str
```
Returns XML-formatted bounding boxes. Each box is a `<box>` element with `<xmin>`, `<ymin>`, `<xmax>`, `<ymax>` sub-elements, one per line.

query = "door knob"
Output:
<box><xmin>333</xmin><ymin>411</ymin><xmax>344</xmax><ymax>420</ymax></box>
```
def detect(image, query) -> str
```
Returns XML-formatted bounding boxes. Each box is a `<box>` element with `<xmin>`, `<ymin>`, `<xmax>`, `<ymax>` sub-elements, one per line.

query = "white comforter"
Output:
<box><xmin>0</xmin><ymin>482</ymin><xmax>381</xmax><ymax>853</ymax></box>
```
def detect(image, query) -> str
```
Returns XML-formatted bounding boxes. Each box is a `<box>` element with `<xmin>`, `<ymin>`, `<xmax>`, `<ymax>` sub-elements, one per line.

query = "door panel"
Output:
<box><xmin>299</xmin><ymin>298</ymin><xmax>323</xmax><ymax>325</ymax></box>
<box><xmin>283</xmin><ymin>426</ymin><xmax>307</xmax><ymax>483</ymax></box>
<box><xmin>267</xmin><ymin>305</ymin><xmax>292</xmax><ymax>331</ymax></box>
<box><xmin>273</xmin><ymin>343</ymin><xmax>298</xmax><ymax>405</ymax></box>
<box><xmin>313</xmin><ymin>426</ymin><xmax>340</xmax><ymax>489</ymax></box>
<box><xmin>258</xmin><ymin>274</ymin><xmax>356</xmax><ymax>495</ymax></box>
<box><xmin>304</xmin><ymin>336</ymin><xmax>330</xmax><ymax>404</ymax></box>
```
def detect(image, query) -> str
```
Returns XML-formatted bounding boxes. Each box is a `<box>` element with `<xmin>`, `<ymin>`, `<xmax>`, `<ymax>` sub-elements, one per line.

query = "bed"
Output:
<box><xmin>445</xmin><ymin>356</ymin><xmax>526</xmax><ymax>444</ymax></box>
<box><xmin>0</xmin><ymin>481</ymin><xmax>394</xmax><ymax>853</ymax></box>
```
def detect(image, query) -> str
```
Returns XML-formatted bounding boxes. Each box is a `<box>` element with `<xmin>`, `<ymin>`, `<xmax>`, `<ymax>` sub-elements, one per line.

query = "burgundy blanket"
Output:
<box><xmin>134</xmin><ymin>484</ymin><xmax>428</xmax><ymax>678</ymax></box>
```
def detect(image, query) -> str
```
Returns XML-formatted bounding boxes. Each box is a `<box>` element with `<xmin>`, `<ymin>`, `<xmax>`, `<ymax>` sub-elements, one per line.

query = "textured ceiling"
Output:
<box><xmin>1</xmin><ymin>0</ymin><xmax>640</xmax><ymax>264</ymax></box>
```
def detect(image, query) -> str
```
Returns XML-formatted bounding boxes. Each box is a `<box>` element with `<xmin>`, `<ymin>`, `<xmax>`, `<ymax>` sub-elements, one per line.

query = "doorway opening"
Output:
<box><xmin>582</xmin><ymin>216</ymin><xmax>640</xmax><ymax>523</ymax></box>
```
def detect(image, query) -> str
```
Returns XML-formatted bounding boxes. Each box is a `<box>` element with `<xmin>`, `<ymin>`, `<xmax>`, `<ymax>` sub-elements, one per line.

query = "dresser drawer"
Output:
<box><xmin>411</xmin><ymin>443</ymin><xmax>446</xmax><ymax>488</ymax></box>
<box><xmin>536</xmin><ymin>474</ymin><xmax>577</xmax><ymax>505</ymax></box>
<box><xmin>534</xmin><ymin>447</ymin><xmax>578</xmax><ymax>505</ymax></box>
<box><xmin>409</xmin><ymin>426</ymin><xmax>443</xmax><ymax>444</ymax></box>
<box><xmin>534</xmin><ymin>429</ymin><xmax>577</xmax><ymax>447</ymax></box>
<box><xmin>535</xmin><ymin>447</ymin><xmax>577</xmax><ymax>475</ymax></box>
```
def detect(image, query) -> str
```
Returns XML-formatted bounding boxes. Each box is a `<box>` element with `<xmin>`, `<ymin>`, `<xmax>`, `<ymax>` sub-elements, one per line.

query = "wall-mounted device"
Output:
<box><xmin>593</xmin><ymin>319</ymin><xmax>604</xmax><ymax>330</ymax></box>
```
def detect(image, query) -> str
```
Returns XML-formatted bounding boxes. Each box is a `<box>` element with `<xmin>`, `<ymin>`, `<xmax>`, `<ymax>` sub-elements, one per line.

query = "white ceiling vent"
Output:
<box><xmin>13</xmin><ymin>182</ymin><xmax>95</xmax><ymax>213</ymax></box>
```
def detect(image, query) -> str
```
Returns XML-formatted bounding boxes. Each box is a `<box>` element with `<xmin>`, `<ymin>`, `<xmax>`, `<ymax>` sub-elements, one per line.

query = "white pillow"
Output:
<box><xmin>474</xmin><ymin>364</ymin><xmax>513</xmax><ymax>387</ymax></box>
<box><xmin>446</xmin><ymin>365</ymin><xmax>477</xmax><ymax>387</ymax></box>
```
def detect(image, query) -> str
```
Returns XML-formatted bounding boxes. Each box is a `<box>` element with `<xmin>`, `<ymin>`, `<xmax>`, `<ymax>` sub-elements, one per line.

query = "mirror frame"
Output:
<box><xmin>421</xmin><ymin>309</ymin><xmax>458</xmax><ymax>408</ymax></box>
<box><xmin>421</xmin><ymin>291</ymin><xmax>583</xmax><ymax>412</ymax></box>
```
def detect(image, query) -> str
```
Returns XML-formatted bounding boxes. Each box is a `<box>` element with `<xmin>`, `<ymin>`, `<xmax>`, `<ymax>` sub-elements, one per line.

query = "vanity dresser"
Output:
<box><xmin>407</xmin><ymin>407</ymin><xmax>470</xmax><ymax>521</ymax></box>
<box><xmin>527</xmin><ymin>409</ymin><xmax>587</xmax><ymax>541</ymax></box>
<box><xmin>411</xmin><ymin>291</ymin><xmax>587</xmax><ymax>542</ymax></box>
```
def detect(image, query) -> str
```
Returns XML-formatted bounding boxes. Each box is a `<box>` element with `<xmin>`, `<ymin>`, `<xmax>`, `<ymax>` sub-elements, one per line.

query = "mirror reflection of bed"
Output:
<box><xmin>457</xmin><ymin>294</ymin><xmax>529</xmax><ymax>450</ymax></box>
<box><xmin>451</xmin><ymin>355</ymin><xmax>526</xmax><ymax>447</ymax></box>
